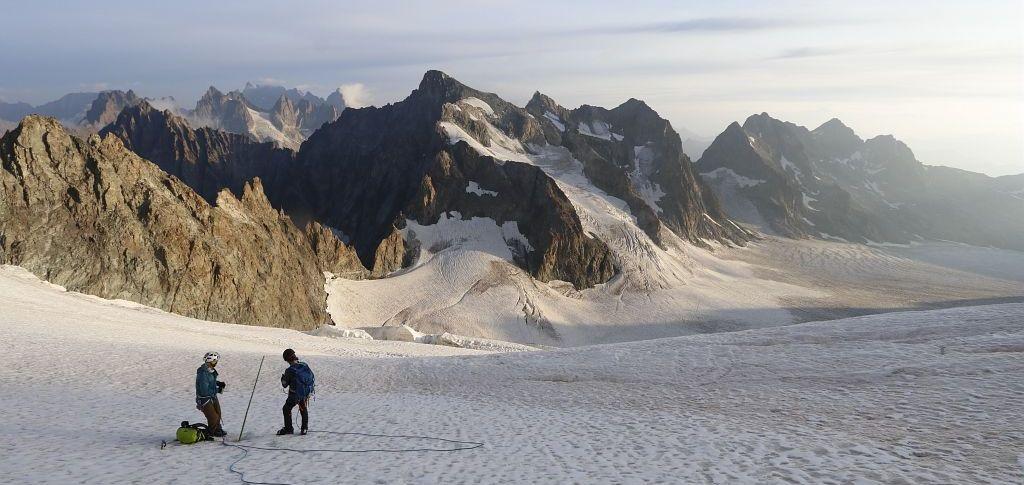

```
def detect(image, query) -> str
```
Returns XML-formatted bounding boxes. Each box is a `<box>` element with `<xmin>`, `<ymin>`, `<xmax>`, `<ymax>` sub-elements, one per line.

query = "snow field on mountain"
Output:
<box><xmin>701</xmin><ymin>167</ymin><xmax>767</xmax><ymax>188</ymax></box>
<box><xmin>333</xmin><ymin>115</ymin><xmax>818</xmax><ymax>345</ymax></box>
<box><xmin>244</xmin><ymin>106</ymin><xmax>294</xmax><ymax>147</ymax></box>
<box><xmin>629</xmin><ymin>144</ymin><xmax>667</xmax><ymax>210</ymax></box>
<box><xmin>3</xmin><ymin>265</ymin><xmax>1022</xmax><ymax>483</ymax></box>
<box><xmin>465</xmin><ymin>181</ymin><xmax>498</xmax><ymax>197</ymax></box>
<box><xmin>329</xmin><ymin>110</ymin><xmax>1024</xmax><ymax>347</ymax></box>
<box><xmin>723</xmin><ymin>238</ymin><xmax>1024</xmax><ymax>323</ymax></box>
<box><xmin>457</xmin><ymin>97</ymin><xmax>494</xmax><ymax>116</ymax></box>
<box><xmin>329</xmin><ymin>114</ymin><xmax>818</xmax><ymax>344</ymax></box>
<box><xmin>542</xmin><ymin>111</ymin><xmax>565</xmax><ymax>131</ymax></box>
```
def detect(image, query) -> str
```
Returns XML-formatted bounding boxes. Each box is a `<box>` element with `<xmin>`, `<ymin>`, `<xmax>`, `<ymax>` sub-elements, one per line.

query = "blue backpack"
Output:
<box><xmin>292</xmin><ymin>362</ymin><xmax>315</xmax><ymax>399</ymax></box>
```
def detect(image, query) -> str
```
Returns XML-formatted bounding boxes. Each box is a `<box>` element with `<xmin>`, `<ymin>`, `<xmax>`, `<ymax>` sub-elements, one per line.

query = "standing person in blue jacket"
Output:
<box><xmin>278</xmin><ymin>348</ymin><xmax>315</xmax><ymax>435</ymax></box>
<box><xmin>196</xmin><ymin>352</ymin><xmax>227</xmax><ymax>437</ymax></box>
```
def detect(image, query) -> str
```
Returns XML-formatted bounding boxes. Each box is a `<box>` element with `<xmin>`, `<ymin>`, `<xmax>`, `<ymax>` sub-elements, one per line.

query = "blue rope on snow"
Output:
<box><xmin>222</xmin><ymin>430</ymin><xmax>485</xmax><ymax>485</ymax></box>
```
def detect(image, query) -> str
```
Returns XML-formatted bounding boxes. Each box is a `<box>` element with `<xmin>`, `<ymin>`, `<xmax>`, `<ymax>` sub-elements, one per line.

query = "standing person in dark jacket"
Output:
<box><xmin>196</xmin><ymin>352</ymin><xmax>227</xmax><ymax>437</ymax></box>
<box><xmin>278</xmin><ymin>349</ymin><xmax>314</xmax><ymax>435</ymax></box>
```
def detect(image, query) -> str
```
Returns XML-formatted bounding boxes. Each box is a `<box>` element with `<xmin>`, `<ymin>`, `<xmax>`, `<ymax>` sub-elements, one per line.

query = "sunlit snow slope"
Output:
<box><xmin>2</xmin><ymin>265</ymin><xmax>1022</xmax><ymax>483</ymax></box>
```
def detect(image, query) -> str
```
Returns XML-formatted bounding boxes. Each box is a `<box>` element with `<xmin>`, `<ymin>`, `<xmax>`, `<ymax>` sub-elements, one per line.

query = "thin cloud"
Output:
<box><xmin>254</xmin><ymin>77</ymin><xmax>288</xmax><ymax>86</ymax></box>
<box><xmin>575</xmin><ymin>16</ymin><xmax>834</xmax><ymax>36</ymax></box>
<box><xmin>338</xmin><ymin>83</ymin><xmax>372</xmax><ymax>108</ymax></box>
<box><xmin>77</xmin><ymin>82</ymin><xmax>110</xmax><ymax>91</ymax></box>
<box><xmin>769</xmin><ymin>47</ymin><xmax>855</xmax><ymax>60</ymax></box>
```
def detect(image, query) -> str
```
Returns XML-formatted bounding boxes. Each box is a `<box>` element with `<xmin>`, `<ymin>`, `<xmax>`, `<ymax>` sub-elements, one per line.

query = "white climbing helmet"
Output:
<box><xmin>204</xmin><ymin>352</ymin><xmax>220</xmax><ymax>363</ymax></box>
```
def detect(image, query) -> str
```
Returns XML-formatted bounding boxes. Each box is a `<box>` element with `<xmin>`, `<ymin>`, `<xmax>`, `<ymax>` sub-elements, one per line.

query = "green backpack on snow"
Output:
<box><xmin>176</xmin><ymin>421</ymin><xmax>212</xmax><ymax>444</ymax></box>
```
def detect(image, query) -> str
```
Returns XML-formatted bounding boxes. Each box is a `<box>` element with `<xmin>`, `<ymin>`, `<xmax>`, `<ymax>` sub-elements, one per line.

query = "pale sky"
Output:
<box><xmin>1</xmin><ymin>0</ymin><xmax>1021</xmax><ymax>175</ymax></box>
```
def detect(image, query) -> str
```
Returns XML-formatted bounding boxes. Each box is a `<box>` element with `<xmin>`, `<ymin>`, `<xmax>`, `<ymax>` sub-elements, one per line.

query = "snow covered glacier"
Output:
<box><xmin>1</xmin><ymin>265</ymin><xmax>1021</xmax><ymax>483</ymax></box>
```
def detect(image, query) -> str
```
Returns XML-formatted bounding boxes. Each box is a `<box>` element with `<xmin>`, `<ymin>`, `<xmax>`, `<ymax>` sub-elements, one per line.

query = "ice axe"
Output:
<box><xmin>237</xmin><ymin>355</ymin><xmax>265</xmax><ymax>442</ymax></box>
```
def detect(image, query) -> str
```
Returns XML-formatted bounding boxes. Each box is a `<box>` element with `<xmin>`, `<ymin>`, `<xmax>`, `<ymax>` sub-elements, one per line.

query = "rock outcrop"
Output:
<box><xmin>304</xmin><ymin>221</ymin><xmax>368</xmax><ymax>279</ymax></box>
<box><xmin>0</xmin><ymin>116</ymin><xmax>331</xmax><ymax>329</ymax></box>
<box><xmin>99</xmin><ymin>101</ymin><xmax>294</xmax><ymax>203</ymax></box>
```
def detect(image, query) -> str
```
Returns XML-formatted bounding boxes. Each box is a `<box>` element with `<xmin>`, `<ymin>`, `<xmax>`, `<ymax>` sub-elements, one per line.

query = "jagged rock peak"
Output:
<box><xmin>526</xmin><ymin>91</ymin><xmax>561</xmax><ymax>112</ymax></box>
<box><xmin>325</xmin><ymin>89</ymin><xmax>347</xmax><ymax>110</ymax></box>
<box><xmin>101</xmin><ymin>99</ymin><xmax>295</xmax><ymax>203</ymax></box>
<box><xmin>815</xmin><ymin>117</ymin><xmax>850</xmax><ymax>131</ymax></box>
<box><xmin>864</xmin><ymin>134</ymin><xmax>916</xmax><ymax>163</ymax></box>
<box><xmin>82</xmin><ymin>90</ymin><xmax>143</xmax><ymax>127</ymax></box>
<box><xmin>6</xmin><ymin>114</ymin><xmax>60</xmax><ymax>139</ymax></box>
<box><xmin>813</xmin><ymin>117</ymin><xmax>861</xmax><ymax>140</ymax></box>
<box><xmin>722</xmin><ymin>121</ymin><xmax>746</xmax><ymax>136</ymax></box>
<box><xmin>743</xmin><ymin>112</ymin><xmax>782</xmax><ymax>127</ymax></box>
<box><xmin>617</xmin><ymin>97</ymin><xmax>653</xmax><ymax>112</ymax></box>
<box><xmin>274</xmin><ymin>93</ymin><xmax>295</xmax><ymax>108</ymax></box>
<box><xmin>108</xmin><ymin>100</ymin><xmax>187</xmax><ymax>131</ymax></box>
<box><xmin>202</xmin><ymin>86</ymin><xmax>224</xmax><ymax>99</ymax></box>
<box><xmin>240</xmin><ymin>177</ymin><xmax>273</xmax><ymax>209</ymax></box>
<box><xmin>416</xmin><ymin>70</ymin><xmax>472</xmax><ymax>101</ymax></box>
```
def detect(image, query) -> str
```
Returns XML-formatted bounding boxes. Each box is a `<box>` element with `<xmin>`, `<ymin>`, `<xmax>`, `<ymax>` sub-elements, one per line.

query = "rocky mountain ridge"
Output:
<box><xmin>0</xmin><ymin>116</ymin><xmax>348</xmax><ymax>329</ymax></box>
<box><xmin>99</xmin><ymin>101</ymin><xmax>296</xmax><ymax>203</ymax></box>
<box><xmin>697</xmin><ymin>113</ymin><xmax>1024</xmax><ymax>250</ymax></box>
<box><xmin>288</xmin><ymin>70</ymin><xmax>752</xmax><ymax>290</ymax></box>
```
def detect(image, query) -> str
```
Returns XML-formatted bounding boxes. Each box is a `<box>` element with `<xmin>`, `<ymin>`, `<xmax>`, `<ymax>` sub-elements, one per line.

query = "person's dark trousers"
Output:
<box><xmin>200</xmin><ymin>397</ymin><xmax>222</xmax><ymax>433</ymax></box>
<box><xmin>283</xmin><ymin>394</ymin><xmax>308</xmax><ymax>431</ymax></box>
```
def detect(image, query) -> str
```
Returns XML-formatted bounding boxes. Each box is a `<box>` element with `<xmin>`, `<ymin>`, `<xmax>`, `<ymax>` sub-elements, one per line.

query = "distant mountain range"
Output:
<box><xmin>1</xmin><ymin>92</ymin><xmax>103</xmax><ymax>126</ymax></box>
<box><xmin>696</xmin><ymin>113</ymin><xmax>1024</xmax><ymax>250</ymax></box>
<box><xmin>188</xmin><ymin>85</ymin><xmax>342</xmax><ymax>149</ymax></box>
<box><xmin>1</xmin><ymin>70</ymin><xmax>1021</xmax><ymax>332</ymax></box>
<box><xmin>0</xmin><ymin>82</ymin><xmax>353</xmax><ymax>150</ymax></box>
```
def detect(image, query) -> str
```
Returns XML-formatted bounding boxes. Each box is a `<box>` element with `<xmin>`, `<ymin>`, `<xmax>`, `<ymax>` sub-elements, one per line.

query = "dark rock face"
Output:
<box><xmin>699</xmin><ymin>114</ymin><xmax>909</xmax><ymax>242</ymax></box>
<box><xmin>288</xmin><ymin>76</ymin><xmax>443</xmax><ymax>263</ymax></box>
<box><xmin>99</xmin><ymin>102</ymin><xmax>368</xmax><ymax>278</ymax></box>
<box><xmin>0</xmin><ymin>116</ymin><xmax>332</xmax><ymax>329</ymax></box>
<box><xmin>407</xmin><ymin>144</ymin><xmax>616</xmax><ymax>287</ymax></box>
<box><xmin>83</xmin><ymin>90</ymin><xmax>142</xmax><ymax>128</ymax></box>
<box><xmin>100</xmin><ymin>101</ymin><xmax>294</xmax><ymax>203</ymax></box>
<box><xmin>525</xmin><ymin>94</ymin><xmax>751</xmax><ymax>247</ymax></box>
<box><xmin>697</xmin><ymin>113</ymin><xmax>1024</xmax><ymax>250</ymax></box>
<box><xmin>698</xmin><ymin>121</ymin><xmax>809</xmax><ymax>237</ymax></box>
<box><xmin>291</xmin><ymin>71</ymin><xmax>617</xmax><ymax>288</ymax></box>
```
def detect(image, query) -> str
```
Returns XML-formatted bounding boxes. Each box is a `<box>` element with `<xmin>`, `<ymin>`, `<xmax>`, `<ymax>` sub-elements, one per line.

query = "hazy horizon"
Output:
<box><xmin>1</xmin><ymin>0</ymin><xmax>1021</xmax><ymax>175</ymax></box>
